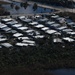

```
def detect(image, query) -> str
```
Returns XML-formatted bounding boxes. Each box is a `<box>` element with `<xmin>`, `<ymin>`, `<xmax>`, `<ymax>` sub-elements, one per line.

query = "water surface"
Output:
<box><xmin>50</xmin><ymin>69</ymin><xmax>75</xmax><ymax>75</ymax></box>
<box><xmin>2</xmin><ymin>2</ymin><xmax>54</xmax><ymax>15</ymax></box>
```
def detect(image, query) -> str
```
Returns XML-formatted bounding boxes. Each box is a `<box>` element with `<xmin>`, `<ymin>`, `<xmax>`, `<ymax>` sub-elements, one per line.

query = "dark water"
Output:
<box><xmin>50</xmin><ymin>69</ymin><xmax>75</xmax><ymax>75</ymax></box>
<box><xmin>2</xmin><ymin>2</ymin><xmax>54</xmax><ymax>15</ymax></box>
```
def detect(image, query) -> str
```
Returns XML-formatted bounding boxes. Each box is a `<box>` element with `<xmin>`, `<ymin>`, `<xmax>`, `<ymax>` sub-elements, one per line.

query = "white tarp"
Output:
<box><xmin>1</xmin><ymin>43</ymin><xmax>12</xmax><ymax>48</ymax></box>
<box><xmin>13</xmin><ymin>33</ymin><xmax>23</xmax><ymax>37</ymax></box>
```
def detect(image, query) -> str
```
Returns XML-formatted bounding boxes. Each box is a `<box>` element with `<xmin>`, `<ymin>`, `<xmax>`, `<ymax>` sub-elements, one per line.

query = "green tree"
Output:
<box><xmin>33</xmin><ymin>3</ymin><xmax>38</xmax><ymax>11</ymax></box>
<box><xmin>15</xmin><ymin>5</ymin><xmax>20</xmax><ymax>11</ymax></box>
<box><xmin>23</xmin><ymin>2</ymin><xmax>29</xmax><ymax>9</ymax></box>
<box><xmin>10</xmin><ymin>3</ymin><xmax>14</xmax><ymax>9</ymax></box>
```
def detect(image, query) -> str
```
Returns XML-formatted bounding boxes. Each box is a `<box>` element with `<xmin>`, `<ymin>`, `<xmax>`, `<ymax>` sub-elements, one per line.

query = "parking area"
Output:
<box><xmin>0</xmin><ymin>13</ymin><xmax>75</xmax><ymax>50</ymax></box>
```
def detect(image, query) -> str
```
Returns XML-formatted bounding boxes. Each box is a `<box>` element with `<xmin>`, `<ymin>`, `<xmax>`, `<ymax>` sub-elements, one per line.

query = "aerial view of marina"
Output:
<box><xmin>0</xmin><ymin>0</ymin><xmax>75</xmax><ymax>75</ymax></box>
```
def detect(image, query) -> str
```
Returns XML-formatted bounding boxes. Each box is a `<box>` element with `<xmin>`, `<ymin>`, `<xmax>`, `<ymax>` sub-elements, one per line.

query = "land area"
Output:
<box><xmin>0</xmin><ymin>0</ymin><xmax>75</xmax><ymax>75</ymax></box>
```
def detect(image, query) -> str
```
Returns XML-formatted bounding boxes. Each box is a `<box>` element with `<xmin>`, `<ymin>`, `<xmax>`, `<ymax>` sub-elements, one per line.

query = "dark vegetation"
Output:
<box><xmin>0</xmin><ymin>67</ymin><xmax>53</xmax><ymax>75</ymax></box>
<box><xmin>0</xmin><ymin>8</ymin><xmax>10</xmax><ymax>16</ymax></box>
<box><xmin>0</xmin><ymin>4</ymin><xmax>10</xmax><ymax>16</ymax></box>
<box><xmin>32</xmin><ymin>3</ymin><xmax>38</xmax><ymax>11</ymax></box>
<box><xmin>57</xmin><ymin>12</ymin><xmax>75</xmax><ymax>22</ymax></box>
<box><xmin>0</xmin><ymin>40</ymin><xmax>75</xmax><ymax>70</ymax></box>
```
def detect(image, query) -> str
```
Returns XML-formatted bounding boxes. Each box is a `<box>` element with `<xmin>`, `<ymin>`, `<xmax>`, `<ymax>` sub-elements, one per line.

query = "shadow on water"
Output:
<box><xmin>49</xmin><ymin>69</ymin><xmax>75</xmax><ymax>75</ymax></box>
